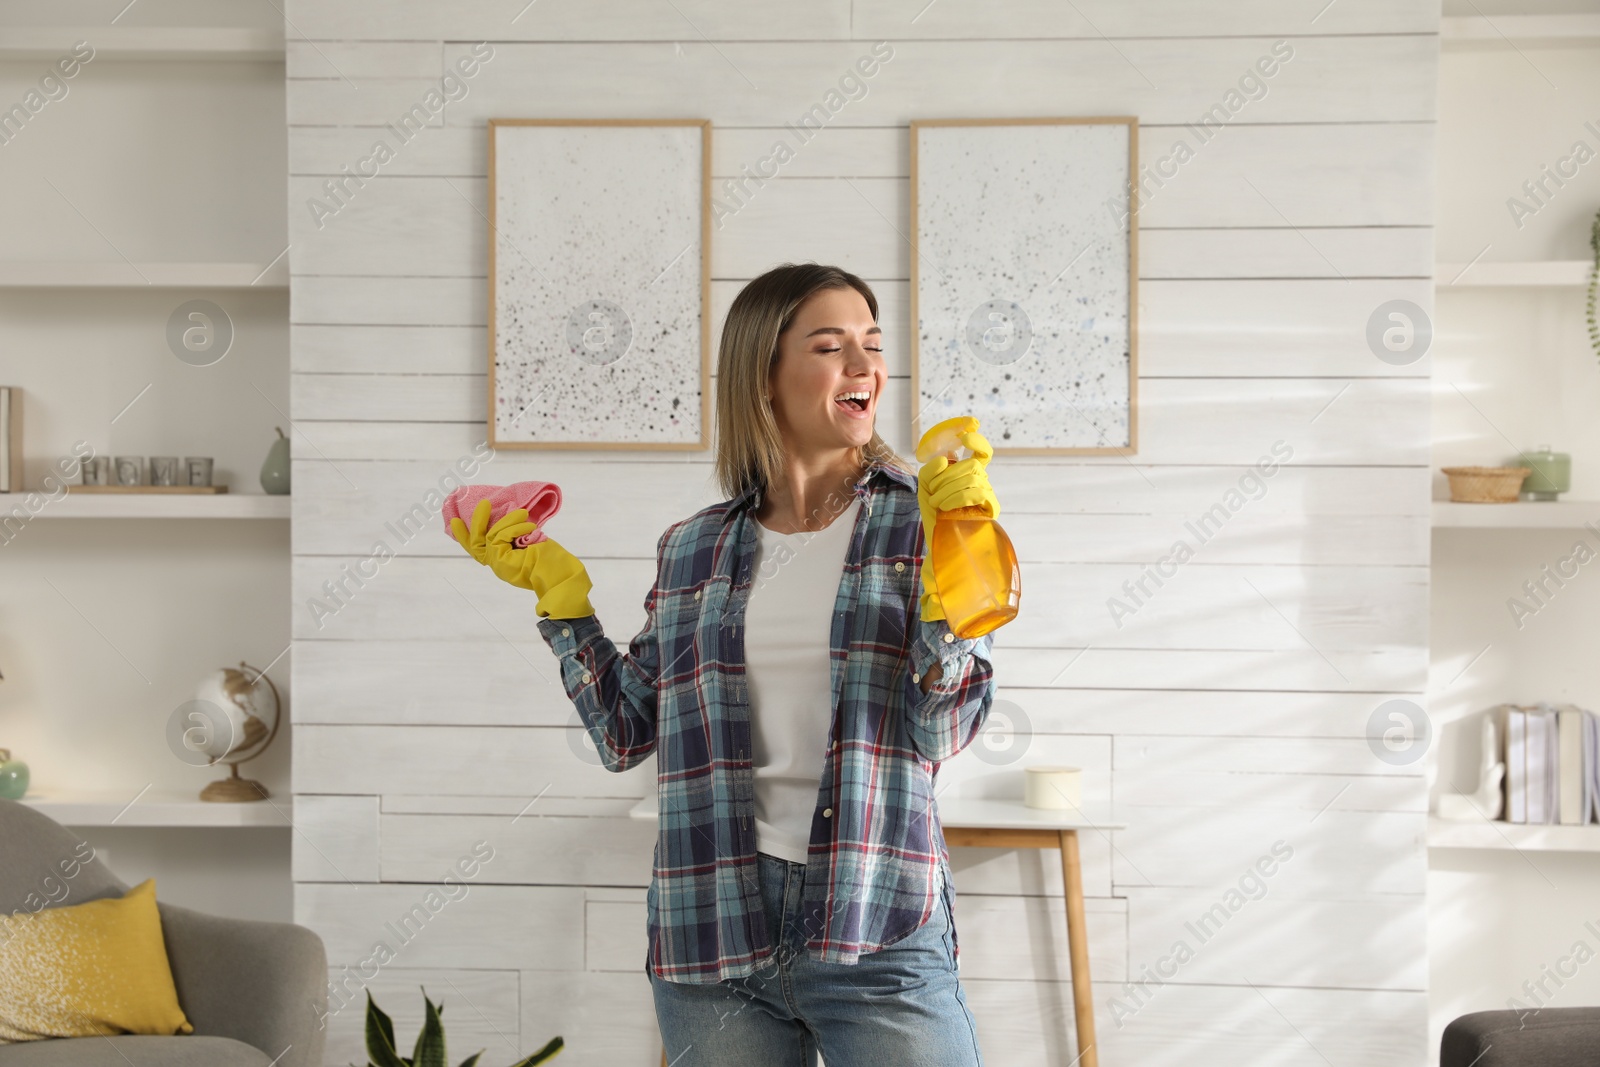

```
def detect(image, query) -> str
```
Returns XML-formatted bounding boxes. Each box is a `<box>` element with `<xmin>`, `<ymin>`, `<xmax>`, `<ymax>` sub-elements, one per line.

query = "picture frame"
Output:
<box><xmin>909</xmin><ymin>117</ymin><xmax>1140</xmax><ymax>455</ymax></box>
<box><xmin>486</xmin><ymin>119</ymin><xmax>712</xmax><ymax>451</ymax></box>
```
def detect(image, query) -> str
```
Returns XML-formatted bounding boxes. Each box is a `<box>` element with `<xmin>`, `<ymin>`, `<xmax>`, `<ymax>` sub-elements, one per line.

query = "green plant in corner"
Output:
<box><xmin>358</xmin><ymin>988</ymin><xmax>562</xmax><ymax>1067</ymax></box>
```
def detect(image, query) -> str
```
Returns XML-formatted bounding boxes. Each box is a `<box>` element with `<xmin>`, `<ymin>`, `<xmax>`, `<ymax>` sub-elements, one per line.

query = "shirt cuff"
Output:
<box><xmin>537</xmin><ymin>613</ymin><xmax>601</xmax><ymax>659</ymax></box>
<box><xmin>909</xmin><ymin>616</ymin><xmax>988</xmax><ymax>690</ymax></box>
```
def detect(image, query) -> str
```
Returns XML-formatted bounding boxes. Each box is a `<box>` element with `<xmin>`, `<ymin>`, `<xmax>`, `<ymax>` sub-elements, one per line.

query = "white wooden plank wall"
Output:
<box><xmin>285</xmin><ymin>2</ymin><xmax>1437</xmax><ymax>1063</ymax></box>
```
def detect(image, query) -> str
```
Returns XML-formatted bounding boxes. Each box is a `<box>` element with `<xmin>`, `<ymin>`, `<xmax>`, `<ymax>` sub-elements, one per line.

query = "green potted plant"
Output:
<box><xmin>357</xmin><ymin>988</ymin><xmax>562</xmax><ymax>1067</ymax></box>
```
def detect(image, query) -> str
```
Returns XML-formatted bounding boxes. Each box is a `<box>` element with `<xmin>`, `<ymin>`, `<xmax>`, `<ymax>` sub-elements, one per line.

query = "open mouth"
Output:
<box><xmin>834</xmin><ymin>390</ymin><xmax>872</xmax><ymax>415</ymax></box>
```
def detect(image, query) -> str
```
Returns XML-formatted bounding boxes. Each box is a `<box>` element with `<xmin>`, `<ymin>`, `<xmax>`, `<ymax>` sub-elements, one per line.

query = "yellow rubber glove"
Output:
<box><xmin>916</xmin><ymin>426</ymin><xmax>1000</xmax><ymax>621</ymax></box>
<box><xmin>449</xmin><ymin>498</ymin><xmax>596</xmax><ymax>619</ymax></box>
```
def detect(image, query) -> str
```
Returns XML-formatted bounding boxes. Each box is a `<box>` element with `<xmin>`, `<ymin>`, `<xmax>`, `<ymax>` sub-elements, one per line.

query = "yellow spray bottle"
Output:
<box><xmin>915</xmin><ymin>416</ymin><xmax>1021</xmax><ymax>638</ymax></box>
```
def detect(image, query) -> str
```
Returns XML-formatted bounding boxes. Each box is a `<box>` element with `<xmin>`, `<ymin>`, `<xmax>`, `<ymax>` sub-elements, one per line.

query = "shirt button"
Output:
<box><xmin>911</xmin><ymin>673</ymin><xmax>920</xmax><ymax>684</ymax></box>
<box><xmin>694</xmin><ymin>589</ymin><xmax>701</xmax><ymax>600</ymax></box>
<box><xmin>894</xmin><ymin>561</ymin><xmax>905</xmax><ymax>572</ymax></box>
<box><xmin>581</xmin><ymin>670</ymin><xmax>592</xmax><ymax>683</ymax></box>
<box><xmin>943</xmin><ymin>632</ymin><xmax>955</xmax><ymax>643</ymax></box>
<box><xmin>823</xmin><ymin>808</ymin><xmax>833</xmax><ymax>818</ymax></box>
<box><xmin>561</xmin><ymin>627</ymin><xmax>571</xmax><ymax>637</ymax></box>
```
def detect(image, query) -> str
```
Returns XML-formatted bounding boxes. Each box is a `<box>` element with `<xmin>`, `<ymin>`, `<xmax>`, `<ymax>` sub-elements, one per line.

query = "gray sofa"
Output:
<box><xmin>0</xmin><ymin>799</ymin><xmax>328</xmax><ymax>1067</ymax></box>
<box><xmin>1442</xmin><ymin>1008</ymin><xmax>1600</xmax><ymax>1066</ymax></box>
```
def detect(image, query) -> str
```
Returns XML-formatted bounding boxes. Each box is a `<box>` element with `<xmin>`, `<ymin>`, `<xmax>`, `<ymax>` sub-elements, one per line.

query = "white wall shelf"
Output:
<box><xmin>19</xmin><ymin>789</ymin><xmax>293</xmax><ymax>827</ymax></box>
<box><xmin>32</xmin><ymin>494</ymin><xmax>292</xmax><ymax>519</ymax></box>
<box><xmin>0</xmin><ymin>261</ymin><xmax>288</xmax><ymax>289</ymax></box>
<box><xmin>1429</xmin><ymin>816</ymin><xmax>1600</xmax><ymax>852</ymax></box>
<box><xmin>1435</xmin><ymin>261</ymin><xmax>1592</xmax><ymax>287</ymax></box>
<box><xmin>1442</xmin><ymin>15</ymin><xmax>1600</xmax><ymax>46</ymax></box>
<box><xmin>0</xmin><ymin>11</ymin><xmax>295</xmax><ymax>920</ymax></box>
<box><xmin>0</xmin><ymin>28</ymin><xmax>283</xmax><ymax>61</ymax></box>
<box><xmin>1433</xmin><ymin>501</ymin><xmax>1600</xmax><ymax>529</ymax></box>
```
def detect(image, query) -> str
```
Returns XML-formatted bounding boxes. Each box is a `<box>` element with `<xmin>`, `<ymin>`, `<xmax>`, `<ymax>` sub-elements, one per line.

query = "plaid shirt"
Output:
<box><xmin>536</xmin><ymin>456</ymin><xmax>998</xmax><ymax>983</ymax></box>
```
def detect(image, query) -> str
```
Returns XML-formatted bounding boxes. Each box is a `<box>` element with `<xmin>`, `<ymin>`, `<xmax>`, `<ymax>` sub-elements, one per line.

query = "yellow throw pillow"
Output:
<box><xmin>0</xmin><ymin>878</ymin><xmax>194</xmax><ymax>1042</ymax></box>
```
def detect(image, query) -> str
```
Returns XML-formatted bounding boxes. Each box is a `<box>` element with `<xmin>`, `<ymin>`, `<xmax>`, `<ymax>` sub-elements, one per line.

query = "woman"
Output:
<box><xmin>452</xmin><ymin>263</ymin><xmax>1008</xmax><ymax>1065</ymax></box>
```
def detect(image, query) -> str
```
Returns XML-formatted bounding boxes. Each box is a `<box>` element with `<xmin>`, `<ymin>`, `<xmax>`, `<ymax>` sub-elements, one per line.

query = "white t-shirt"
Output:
<box><xmin>746</xmin><ymin>497</ymin><xmax>861</xmax><ymax>865</ymax></box>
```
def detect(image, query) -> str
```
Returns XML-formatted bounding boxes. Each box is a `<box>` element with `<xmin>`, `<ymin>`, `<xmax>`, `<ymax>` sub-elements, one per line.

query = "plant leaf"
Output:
<box><xmin>364</xmin><ymin>992</ymin><xmax>407</xmax><ymax>1067</ymax></box>
<box><xmin>367</xmin><ymin>990</ymin><xmax>397</xmax><ymax>1059</ymax></box>
<box><xmin>506</xmin><ymin>1036</ymin><xmax>564</xmax><ymax>1067</ymax></box>
<box><xmin>412</xmin><ymin>988</ymin><xmax>448</xmax><ymax>1067</ymax></box>
<box><xmin>458</xmin><ymin>1051</ymin><xmax>484</xmax><ymax>1067</ymax></box>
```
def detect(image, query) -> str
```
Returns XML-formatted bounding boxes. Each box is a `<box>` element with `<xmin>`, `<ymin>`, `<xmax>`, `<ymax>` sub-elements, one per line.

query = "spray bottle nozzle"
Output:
<box><xmin>916</xmin><ymin>416</ymin><xmax>980</xmax><ymax>465</ymax></box>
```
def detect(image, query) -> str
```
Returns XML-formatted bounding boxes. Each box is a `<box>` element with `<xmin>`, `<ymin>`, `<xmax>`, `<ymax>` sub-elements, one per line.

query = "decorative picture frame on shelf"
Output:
<box><xmin>486</xmin><ymin>118</ymin><xmax>711</xmax><ymax>451</ymax></box>
<box><xmin>910</xmin><ymin>117</ymin><xmax>1140</xmax><ymax>455</ymax></box>
<box><xmin>1587</xmin><ymin>206</ymin><xmax>1598</xmax><ymax>366</ymax></box>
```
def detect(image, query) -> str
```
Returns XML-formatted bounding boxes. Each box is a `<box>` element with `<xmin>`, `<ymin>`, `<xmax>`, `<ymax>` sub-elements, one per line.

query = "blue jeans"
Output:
<box><xmin>649</xmin><ymin>852</ymin><xmax>984</xmax><ymax>1066</ymax></box>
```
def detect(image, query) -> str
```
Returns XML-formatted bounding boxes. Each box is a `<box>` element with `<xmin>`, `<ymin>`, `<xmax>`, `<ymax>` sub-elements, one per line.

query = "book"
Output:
<box><xmin>0</xmin><ymin>386</ymin><xmax>19</xmax><ymax>493</ymax></box>
<box><xmin>1503</xmin><ymin>704</ymin><xmax>1526</xmax><ymax>824</ymax></box>
<box><xmin>1559</xmin><ymin>705</ymin><xmax>1585</xmax><ymax>825</ymax></box>
<box><xmin>1527</xmin><ymin>708</ymin><xmax>1547</xmax><ymax>824</ymax></box>
<box><xmin>1545</xmin><ymin>705</ymin><xmax>1561</xmax><ymax>823</ymax></box>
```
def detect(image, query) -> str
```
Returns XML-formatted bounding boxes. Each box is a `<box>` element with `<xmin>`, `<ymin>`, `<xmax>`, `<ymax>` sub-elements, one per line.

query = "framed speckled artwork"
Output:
<box><xmin>910</xmin><ymin>117</ymin><xmax>1139</xmax><ymax>455</ymax></box>
<box><xmin>487</xmin><ymin>119</ymin><xmax>711</xmax><ymax>450</ymax></box>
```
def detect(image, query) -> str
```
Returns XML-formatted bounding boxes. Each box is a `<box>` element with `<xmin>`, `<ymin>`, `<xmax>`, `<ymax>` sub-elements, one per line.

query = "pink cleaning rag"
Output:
<box><xmin>442</xmin><ymin>480</ymin><xmax>561</xmax><ymax>549</ymax></box>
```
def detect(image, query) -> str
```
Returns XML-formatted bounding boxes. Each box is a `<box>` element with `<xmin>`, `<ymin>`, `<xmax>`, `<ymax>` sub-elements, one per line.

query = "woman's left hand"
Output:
<box><xmin>916</xmin><ymin>427</ymin><xmax>999</xmax><ymax>620</ymax></box>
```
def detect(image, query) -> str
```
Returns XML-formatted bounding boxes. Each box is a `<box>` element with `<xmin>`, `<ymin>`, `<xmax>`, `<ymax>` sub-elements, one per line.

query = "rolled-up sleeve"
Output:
<box><xmin>903</xmin><ymin>617</ymin><xmax>996</xmax><ymax>762</ymax></box>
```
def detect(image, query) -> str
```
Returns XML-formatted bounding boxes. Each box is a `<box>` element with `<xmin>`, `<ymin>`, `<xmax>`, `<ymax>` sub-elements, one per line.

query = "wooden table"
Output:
<box><xmin>630</xmin><ymin>795</ymin><xmax>1122</xmax><ymax>1067</ymax></box>
<box><xmin>937</xmin><ymin>797</ymin><xmax>1123</xmax><ymax>1067</ymax></box>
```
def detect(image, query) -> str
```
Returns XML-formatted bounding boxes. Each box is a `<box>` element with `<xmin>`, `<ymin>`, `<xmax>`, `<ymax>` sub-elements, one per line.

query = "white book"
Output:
<box><xmin>0</xmin><ymin>386</ymin><xmax>11</xmax><ymax>493</ymax></box>
<box><xmin>1547</xmin><ymin>706</ymin><xmax>1561</xmax><ymax>823</ymax></box>
<box><xmin>1504</xmin><ymin>705</ymin><xmax>1526</xmax><ymax>824</ymax></box>
<box><xmin>1527</xmin><ymin>710</ymin><xmax>1547</xmax><ymax>824</ymax></box>
<box><xmin>1559</xmin><ymin>706</ymin><xmax>1585</xmax><ymax>825</ymax></box>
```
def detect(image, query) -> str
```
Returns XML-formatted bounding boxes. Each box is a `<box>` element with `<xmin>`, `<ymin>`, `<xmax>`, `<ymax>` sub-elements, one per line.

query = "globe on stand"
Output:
<box><xmin>170</xmin><ymin>662</ymin><xmax>282</xmax><ymax>803</ymax></box>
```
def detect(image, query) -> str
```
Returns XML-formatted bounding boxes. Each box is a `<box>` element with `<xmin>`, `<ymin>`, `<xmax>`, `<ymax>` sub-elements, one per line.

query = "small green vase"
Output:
<box><xmin>1513</xmin><ymin>446</ymin><xmax>1571</xmax><ymax>501</ymax></box>
<box><xmin>260</xmin><ymin>426</ymin><xmax>291</xmax><ymax>495</ymax></box>
<box><xmin>0</xmin><ymin>748</ymin><xmax>30</xmax><ymax>800</ymax></box>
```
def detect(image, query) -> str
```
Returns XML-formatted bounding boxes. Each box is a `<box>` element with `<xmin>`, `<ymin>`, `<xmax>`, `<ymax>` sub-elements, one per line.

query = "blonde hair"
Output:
<box><xmin>713</xmin><ymin>263</ymin><xmax>914</xmax><ymax>499</ymax></box>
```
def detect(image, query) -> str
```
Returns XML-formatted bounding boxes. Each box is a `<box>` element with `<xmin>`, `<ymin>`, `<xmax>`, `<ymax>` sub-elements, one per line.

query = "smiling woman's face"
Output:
<box><xmin>768</xmin><ymin>286</ymin><xmax>887</xmax><ymax>459</ymax></box>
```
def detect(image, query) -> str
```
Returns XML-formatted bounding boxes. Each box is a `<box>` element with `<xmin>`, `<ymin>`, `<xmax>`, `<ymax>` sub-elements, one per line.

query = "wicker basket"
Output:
<box><xmin>1442</xmin><ymin>466</ymin><xmax>1532</xmax><ymax>503</ymax></box>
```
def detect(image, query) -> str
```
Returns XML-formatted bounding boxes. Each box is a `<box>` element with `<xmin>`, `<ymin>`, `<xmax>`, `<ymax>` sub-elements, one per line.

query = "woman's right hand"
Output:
<box><xmin>450</xmin><ymin>496</ymin><xmax>497</xmax><ymax>564</ymax></box>
<box><xmin>451</xmin><ymin>498</ymin><xmax>596</xmax><ymax>618</ymax></box>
